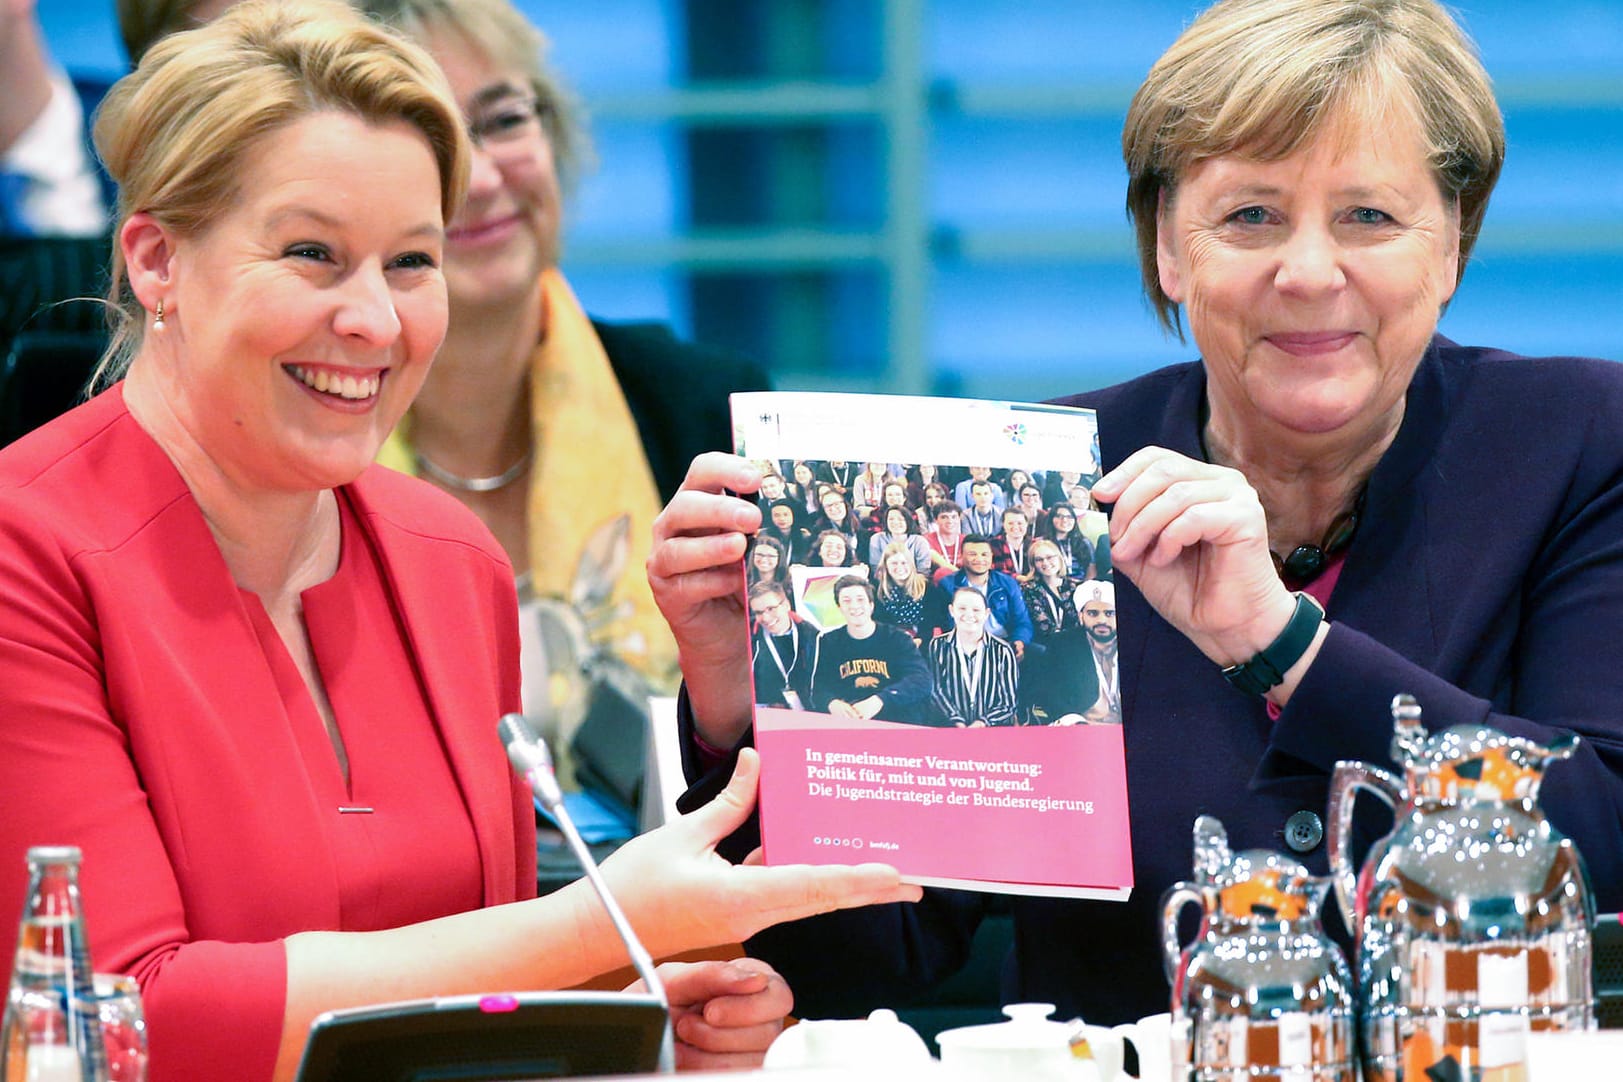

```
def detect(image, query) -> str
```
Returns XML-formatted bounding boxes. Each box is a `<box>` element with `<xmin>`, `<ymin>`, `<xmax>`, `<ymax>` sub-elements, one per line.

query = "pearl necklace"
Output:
<box><xmin>414</xmin><ymin>446</ymin><xmax>534</xmax><ymax>493</ymax></box>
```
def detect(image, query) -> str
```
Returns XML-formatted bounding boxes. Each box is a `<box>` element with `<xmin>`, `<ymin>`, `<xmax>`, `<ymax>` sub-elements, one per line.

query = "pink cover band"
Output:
<box><xmin>754</xmin><ymin>707</ymin><xmax>1133</xmax><ymax>895</ymax></box>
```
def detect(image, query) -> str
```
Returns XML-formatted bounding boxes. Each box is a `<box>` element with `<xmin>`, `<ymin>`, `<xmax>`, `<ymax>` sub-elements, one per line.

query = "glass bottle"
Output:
<box><xmin>1</xmin><ymin>846</ymin><xmax>109</xmax><ymax>1082</ymax></box>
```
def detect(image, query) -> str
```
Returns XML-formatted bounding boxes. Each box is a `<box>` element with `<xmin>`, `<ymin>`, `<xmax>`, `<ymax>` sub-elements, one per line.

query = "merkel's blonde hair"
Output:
<box><xmin>357</xmin><ymin>0</ymin><xmax>593</xmax><ymax>194</ymax></box>
<box><xmin>1123</xmin><ymin>0</ymin><xmax>1505</xmax><ymax>335</ymax></box>
<box><xmin>91</xmin><ymin>0</ymin><xmax>468</xmax><ymax>385</ymax></box>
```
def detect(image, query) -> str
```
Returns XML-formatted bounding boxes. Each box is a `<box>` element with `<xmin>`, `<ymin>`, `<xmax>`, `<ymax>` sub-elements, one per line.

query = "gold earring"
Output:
<box><xmin>153</xmin><ymin>300</ymin><xmax>166</xmax><ymax>330</ymax></box>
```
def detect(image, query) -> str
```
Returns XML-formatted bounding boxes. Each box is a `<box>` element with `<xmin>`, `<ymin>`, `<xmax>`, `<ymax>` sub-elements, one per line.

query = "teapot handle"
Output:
<box><xmin>1327</xmin><ymin>759</ymin><xmax>1404</xmax><ymax>931</ymax></box>
<box><xmin>1159</xmin><ymin>880</ymin><xmax>1202</xmax><ymax>985</ymax></box>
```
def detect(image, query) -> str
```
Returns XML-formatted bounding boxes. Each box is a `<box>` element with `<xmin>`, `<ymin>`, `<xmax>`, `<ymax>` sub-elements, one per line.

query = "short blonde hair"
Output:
<box><xmin>92</xmin><ymin>0</ymin><xmax>468</xmax><ymax>383</ymax></box>
<box><xmin>1123</xmin><ymin>0</ymin><xmax>1505</xmax><ymax>336</ymax></box>
<box><xmin>357</xmin><ymin>0</ymin><xmax>593</xmax><ymax>193</ymax></box>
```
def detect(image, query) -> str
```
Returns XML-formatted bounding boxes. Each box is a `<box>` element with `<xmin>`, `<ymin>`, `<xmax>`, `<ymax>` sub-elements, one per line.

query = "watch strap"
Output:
<box><xmin>1221</xmin><ymin>592</ymin><xmax>1325</xmax><ymax>697</ymax></box>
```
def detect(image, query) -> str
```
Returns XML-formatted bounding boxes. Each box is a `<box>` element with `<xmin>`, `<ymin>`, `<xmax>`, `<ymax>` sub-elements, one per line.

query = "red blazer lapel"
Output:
<box><xmin>90</xmin><ymin>405</ymin><xmax>347</xmax><ymax>931</ymax></box>
<box><xmin>345</xmin><ymin>468</ymin><xmax>533</xmax><ymax>905</ymax></box>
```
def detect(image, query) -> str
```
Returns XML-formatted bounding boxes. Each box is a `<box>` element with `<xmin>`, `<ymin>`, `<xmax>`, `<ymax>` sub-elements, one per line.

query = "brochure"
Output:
<box><xmin>734</xmin><ymin>391</ymin><xmax>1131</xmax><ymax>900</ymax></box>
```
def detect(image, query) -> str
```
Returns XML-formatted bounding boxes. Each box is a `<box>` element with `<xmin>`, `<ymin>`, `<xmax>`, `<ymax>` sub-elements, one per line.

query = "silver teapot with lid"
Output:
<box><xmin>1328</xmin><ymin>694</ymin><xmax>1594</xmax><ymax>1082</ymax></box>
<box><xmin>1162</xmin><ymin>815</ymin><xmax>1355</xmax><ymax>1081</ymax></box>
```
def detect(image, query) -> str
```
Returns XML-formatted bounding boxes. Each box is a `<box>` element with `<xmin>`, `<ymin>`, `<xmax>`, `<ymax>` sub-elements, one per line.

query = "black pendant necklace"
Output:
<box><xmin>1272</xmin><ymin>488</ymin><xmax>1365</xmax><ymax>589</ymax></box>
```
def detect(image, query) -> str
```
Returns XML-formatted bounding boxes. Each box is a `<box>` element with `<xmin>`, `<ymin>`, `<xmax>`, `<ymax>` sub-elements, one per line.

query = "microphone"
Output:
<box><xmin>498</xmin><ymin>713</ymin><xmax>676</xmax><ymax>1073</ymax></box>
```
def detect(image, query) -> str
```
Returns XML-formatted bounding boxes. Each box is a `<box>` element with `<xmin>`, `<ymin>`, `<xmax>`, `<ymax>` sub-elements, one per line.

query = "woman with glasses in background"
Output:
<box><xmin>358</xmin><ymin>0</ymin><xmax>766</xmax><ymax>759</ymax></box>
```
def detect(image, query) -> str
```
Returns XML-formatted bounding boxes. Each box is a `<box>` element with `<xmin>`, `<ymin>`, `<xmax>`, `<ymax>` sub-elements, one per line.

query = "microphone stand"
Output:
<box><xmin>499</xmin><ymin>713</ymin><xmax>676</xmax><ymax>1073</ymax></box>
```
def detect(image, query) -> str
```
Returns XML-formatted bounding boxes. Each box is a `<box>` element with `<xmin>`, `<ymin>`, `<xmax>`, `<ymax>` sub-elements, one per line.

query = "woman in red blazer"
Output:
<box><xmin>0</xmin><ymin>6</ymin><xmax>915</xmax><ymax>1081</ymax></box>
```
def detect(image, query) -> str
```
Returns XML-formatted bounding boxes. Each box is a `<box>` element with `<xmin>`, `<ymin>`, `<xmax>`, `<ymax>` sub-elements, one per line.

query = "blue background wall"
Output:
<box><xmin>41</xmin><ymin>1</ymin><xmax>1623</xmax><ymax>400</ymax></box>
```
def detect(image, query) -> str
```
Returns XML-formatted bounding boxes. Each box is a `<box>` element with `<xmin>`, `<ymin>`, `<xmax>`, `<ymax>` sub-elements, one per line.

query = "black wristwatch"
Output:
<box><xmin>1221</xmin><ymin>592</ymin><xmax>1326</xmax><ymax>697</ymax></box>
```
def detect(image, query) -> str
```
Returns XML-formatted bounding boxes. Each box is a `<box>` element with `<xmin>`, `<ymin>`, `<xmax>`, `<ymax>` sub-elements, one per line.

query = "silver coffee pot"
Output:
<box><xmin>1328</xmin><ymin>694</ymin><xmax>1594</xmax><ymax>1082</ymax></box>
<box><xmin>1162</xmin><ymin>815</ymin><xmax>1355</xmax><ymax>1081</ymax></box>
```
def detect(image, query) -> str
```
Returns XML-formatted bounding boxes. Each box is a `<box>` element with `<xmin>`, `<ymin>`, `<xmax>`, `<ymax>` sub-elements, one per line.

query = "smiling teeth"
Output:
<box><xmin>288</xmin><ymin>365</ymin><xmax>380</xmax><ymax>400</ymax></box>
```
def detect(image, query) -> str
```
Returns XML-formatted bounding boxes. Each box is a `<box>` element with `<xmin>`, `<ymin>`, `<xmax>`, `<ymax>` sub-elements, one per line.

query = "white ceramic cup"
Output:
<box><xmin>1077</xmin><ymin>1013</ymin><xmax>1174</xmax><ymax>1082</ymax></box>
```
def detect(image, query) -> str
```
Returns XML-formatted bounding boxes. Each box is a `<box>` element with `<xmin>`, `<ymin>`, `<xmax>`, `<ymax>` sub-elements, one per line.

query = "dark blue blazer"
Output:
<box><xmin>681</xmin><ymin>337</ymin><xmax>1623</xmax><ymax>1024</ymax></box>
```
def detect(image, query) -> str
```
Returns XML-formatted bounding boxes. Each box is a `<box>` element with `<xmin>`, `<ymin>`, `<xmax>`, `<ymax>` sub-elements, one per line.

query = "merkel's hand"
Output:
<box><xmin>603</xmin><ymin>749</ymin><xmax>922</xmax><ymax>960</ymax></box>
<box><xmin>1091</xmin><ymin>446</ymin><xmax>1296</xmax><ymax>667</ymax></box>
<box><xmin>633</xmin><ymin>958</ymin><xmax>792</xmax><ymax>1070</ymax></box>
<box><xmin>648</xmin><ymin>452</ymin><xmax>762</xmax><ymax>746</ymax></box>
